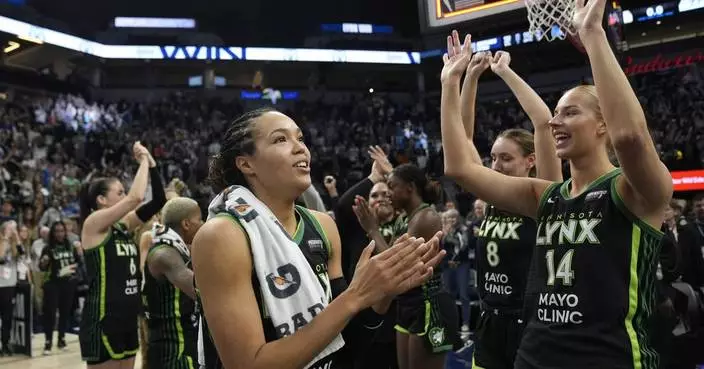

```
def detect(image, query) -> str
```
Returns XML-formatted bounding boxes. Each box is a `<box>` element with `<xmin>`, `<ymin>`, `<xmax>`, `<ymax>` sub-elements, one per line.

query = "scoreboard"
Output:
<box><xmin>422</xmin><ymin>0</ymin><xmax>526</xmax><ymax>29</ymax></box>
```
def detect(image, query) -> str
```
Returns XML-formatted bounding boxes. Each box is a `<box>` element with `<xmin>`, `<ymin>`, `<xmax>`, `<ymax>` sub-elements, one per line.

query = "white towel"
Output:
<box><xmin>151</xmin><ymin>223</ymin><xmax>190</xmax><ymax>259</ymax></box>
<box><xmin>204</xmin><ymin>185</ymin><xmax>344</xmax><ymax>368</ymax></box>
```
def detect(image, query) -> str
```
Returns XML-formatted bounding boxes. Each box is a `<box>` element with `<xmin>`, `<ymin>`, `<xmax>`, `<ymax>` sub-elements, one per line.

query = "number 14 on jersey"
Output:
<box><xmin>545</xmin><ymin>249</ymin><xmax>575</xmax><ymax>286</ymax></box>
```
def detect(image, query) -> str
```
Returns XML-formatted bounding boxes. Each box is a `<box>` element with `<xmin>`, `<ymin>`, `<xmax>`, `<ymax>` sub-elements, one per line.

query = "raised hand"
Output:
<box><xmin>467</xmin><ymin>51</ymin><xmax>492</xmax><ymax>80</ymax></box>
<box><xmin>324</xmin><ymin>176</ymin><xmax>337</xmax><ymax>193</ymax></box>
<box><xmin>133</xmin><ymin>141</ymin><xmax>149</xmax><ymax>162</ymax></box>
<box><xmin>368</xmin><ymin>145</ymin><xmax>393</xmax><ymax>178</ymax></box>
<box><xmin>573</xmin><ymin>0</ymin><xmax>606</xmax><ymax>36</ymax></box>
<box><xmin>440</xmin><ymin>30</ymin><xmax>472</xmax><ymax>84</ymax></box>
<box><xmin>489</xmin><ymin>50</ymin><xmax>512</xmax><ymax>77</ymax></box>
<box><xmin>352</xmin><ymin>195</ymin><xmax>379</xmax><ymax>235</ymax></box>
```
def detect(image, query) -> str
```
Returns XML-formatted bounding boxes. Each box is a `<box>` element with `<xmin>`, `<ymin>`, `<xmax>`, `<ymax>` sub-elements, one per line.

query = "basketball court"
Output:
<box><xmin>0</xmin><ymin>334</ymin><xmax>142</xmax><ymax>369</ymax></box>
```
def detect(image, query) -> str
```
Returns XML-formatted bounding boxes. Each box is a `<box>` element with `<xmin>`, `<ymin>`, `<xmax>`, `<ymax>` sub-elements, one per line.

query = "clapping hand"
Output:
<box><xmin>368</xmin><ymin>145</ymin><xmax>393</xmax><ymax>183</ymax></box>
<box><xmin>352</xmin><ymin>196</ymin><xmax>379</xmax><ymax>235</ymax></box>
<box><xmin>347</xmin><ymin>232</ymin><xmax>446</xmax><ymax>310</ymax></box>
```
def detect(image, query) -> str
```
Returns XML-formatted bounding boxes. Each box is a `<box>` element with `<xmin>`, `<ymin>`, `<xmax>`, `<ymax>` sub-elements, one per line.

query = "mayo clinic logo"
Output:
<box><xmin>266</xmin><ymin>263</ymin><xmax>301</xmax><ymax>299</ymax></box>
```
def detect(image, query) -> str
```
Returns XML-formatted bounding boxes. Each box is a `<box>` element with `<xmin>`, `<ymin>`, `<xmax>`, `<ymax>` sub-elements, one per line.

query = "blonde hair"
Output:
<box><xmin>161</xmin><ymin>198</ymin><xmax>200</xmax><ymax>231</ymax></box>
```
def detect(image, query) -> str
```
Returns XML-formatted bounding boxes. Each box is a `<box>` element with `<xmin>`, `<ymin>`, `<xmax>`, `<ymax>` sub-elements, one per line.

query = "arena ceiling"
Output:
<box><xmin>24</xmin><ymin>0</ymin><xmax>421</xmax><ymax>46</ymax></box>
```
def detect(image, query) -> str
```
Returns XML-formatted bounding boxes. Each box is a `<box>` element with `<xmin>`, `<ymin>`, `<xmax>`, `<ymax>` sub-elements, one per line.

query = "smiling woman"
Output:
<box><xmin>193</xmin><ymin>108</ymin><xmax>445</xmax><ymax>369</ymax></box>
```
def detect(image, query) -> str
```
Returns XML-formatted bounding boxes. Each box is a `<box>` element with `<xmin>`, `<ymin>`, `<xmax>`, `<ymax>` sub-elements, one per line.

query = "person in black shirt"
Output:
<box><xmin>79</xmin><ymin>142</ymin><xmax>166</xmax><ymax>368</ymax></box>
<box><xmin>440</xmin><ymin>209</ymin><xmax>472</xmax><ymax>334</ymax></box>
<box><xmin>39</xmin><ymin>220</ymin><xmax>82</xmax><ymax>354</ymax></box>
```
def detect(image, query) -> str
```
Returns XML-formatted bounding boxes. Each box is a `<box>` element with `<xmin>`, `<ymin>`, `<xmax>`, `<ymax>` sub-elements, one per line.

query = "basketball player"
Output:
<box><xmin>143</xmin><ymin>197</ymin><xmax>203</xmax><ymax>369</ymax></box>
<box><xmin>137</xmin><ymin>178</ymin><xmax>186</xmax><ymax>369</ymax></box>
<box><xmin>459</xmin><ymin>49</ymin><xmax>562</xmax><ymax>368</ymax></box>
<box><xmin>79</xmin><ymin>142</ymin><xmax>166</xmax><ymax>369</ymax></box>
<box><xmin>192</xmin><ymin>108</ymin><xmax>445</xmax><ymax>369</ymax></box>
<box><xmin>441</xmin><ymin>11</ymin><xmax>671</xmax><ymax>369</ymax></box>
<box><xmin>363</xmin><ymin>163</ymin><xmax>460</xmax><ymax>369</ymax></box>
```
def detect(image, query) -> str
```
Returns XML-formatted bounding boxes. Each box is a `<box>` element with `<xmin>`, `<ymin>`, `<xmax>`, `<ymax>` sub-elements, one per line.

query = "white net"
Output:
<box><xmin>525</xmin><ymin>0</ymin><xmax>577</xmax><ymax>42</ymax></box>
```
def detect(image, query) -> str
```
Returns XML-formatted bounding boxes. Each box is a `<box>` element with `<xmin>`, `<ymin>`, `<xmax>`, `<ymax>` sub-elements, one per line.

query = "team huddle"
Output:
<box><xmin>76</xmin><ymin>2</ymin><xmax>672</xmax><ymax>369</ymax></box>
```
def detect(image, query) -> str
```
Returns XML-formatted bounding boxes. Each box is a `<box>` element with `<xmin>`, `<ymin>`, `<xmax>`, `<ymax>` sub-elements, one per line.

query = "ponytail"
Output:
<box><xmin>392</xmin><ymin>163</ymin><xmax>444</xmax><ymax>205</ymax></box>
<box><xmin>79</xmin><ymin>178</ymin><xmax>117</xmax><ymax>225</ymax></box>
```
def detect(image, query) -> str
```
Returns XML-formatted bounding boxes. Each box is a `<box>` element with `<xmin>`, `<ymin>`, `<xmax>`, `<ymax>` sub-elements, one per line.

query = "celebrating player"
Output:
<box><xmin>440</xmin><ymin>1</ymin><xmax>672</xmax><ymax>365</ymax></box>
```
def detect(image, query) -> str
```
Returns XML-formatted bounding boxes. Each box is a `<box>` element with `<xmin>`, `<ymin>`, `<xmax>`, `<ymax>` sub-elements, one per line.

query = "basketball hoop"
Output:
<box><xmin>525</xmin><ymin>0</ymin><xmax>577</xmax><ymax>42</ymax></box>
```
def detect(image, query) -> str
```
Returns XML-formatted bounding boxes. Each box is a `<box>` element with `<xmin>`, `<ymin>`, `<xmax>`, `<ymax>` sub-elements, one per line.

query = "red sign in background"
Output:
<box><xmin>623</xmin><ymin>49</ymin><xmax>704</xmax><ymax>76</ymax></box>
<box><xmin>671</xmin><ymin>170</ymin><xmax>704</xmax><ymax>192</ymax></box>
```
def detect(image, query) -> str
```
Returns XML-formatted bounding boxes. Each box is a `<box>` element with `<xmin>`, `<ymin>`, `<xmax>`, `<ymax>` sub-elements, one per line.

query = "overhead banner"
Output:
<box><xmin>0</xmin><ymin>15</ymin><xmax>420</xmax><ymax>64</ymax></box>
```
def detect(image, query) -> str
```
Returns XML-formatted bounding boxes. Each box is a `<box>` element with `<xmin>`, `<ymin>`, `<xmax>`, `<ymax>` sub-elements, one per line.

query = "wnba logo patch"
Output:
<box><xmin>429</xmin><ymin>327</ymin><xmax>445</xmax><ymax>347</ymax></box>
<box><xmin>266</xmin><ymin>263</ymin><xmax>301</xmax><ymax>299</ymax></box>
<box><xmin>307</xmin><ymin>239</ymin><xmax>324</xmax><ymax>253</ymax></box>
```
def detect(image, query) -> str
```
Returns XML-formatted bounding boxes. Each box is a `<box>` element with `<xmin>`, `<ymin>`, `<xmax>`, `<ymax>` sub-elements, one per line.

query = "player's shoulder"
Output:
<box><xmin>305</xmin><ymin>208</ymin><xmax>337</xmax><ymax>234</ymax></box>
<box><xmin>416</xmin><ymin>206</ymin><xmax>441</xmax><ymax>223</ymax></box>
<box><xmin>194</xmin><ymin>216</ymin><xmax>246</xmax><ymax>250</ymax></box>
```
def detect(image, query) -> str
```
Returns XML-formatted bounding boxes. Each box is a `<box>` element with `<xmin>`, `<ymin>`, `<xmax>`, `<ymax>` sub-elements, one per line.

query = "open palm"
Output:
<box><xmin>440</xmin><ymin>30</ymin><xmax>472</xmax><ymax>84</ymax></box>
<box><xmin>572</xmin><ymin>0</ymin><xmax>606</xmax><ymax>36</ymax></box>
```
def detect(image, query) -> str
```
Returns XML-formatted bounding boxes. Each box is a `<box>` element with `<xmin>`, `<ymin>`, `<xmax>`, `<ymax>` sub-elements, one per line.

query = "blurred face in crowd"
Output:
<box><xmin>473</xmin><ymin>199</ymin><xmax>486</xmax><ymax>219</ymax></box>
<box><xmin>2</xmin><ymin>201</ymin><xmax>12</xmax><ymax>215</ymax></box>
<box><xmin>236</xmin><ymin>112</ymin><xmax>311</xmax><ymax>197</ymax></box>
<box><xmin>550</xmin><ymin>86</ymin><xmax>608</xmax><ymax>160</ymax></box>
<box><xmin>490</xmin><ymin>137</ymin><xmax>535</xmax><ymax>177</ymax></box>
<box><xmin>23</xmin><ymin>208</ymin><xmax>33</xmax><ymax>222</ymax></box>
<box><xmin>442</xmin><ymin>210</ymin><xmax>459</xmax><ymax>229</ymax></box>
<box><xmin>97</xmin><ymin>179</ymin><xmax>126</xmax><ymax>209</ymax></box>
<box><xmin>694</xmin><ymin>198</ymin><xmax>704</xmax><ymax>222</ymax></box>
<box><xmin>18</xmin><ymin>225</ymin><xmax>29</xmax><ymax>242</ymax></box>
<box><xmin>368</xmin><ymin>182</ymin><xmax>393</xmax><ymax>222</ymax></box>
<box><xmin>52</xmin><ymin>223</ymin><xmax>67</xmax><ymax>243</ymax></box>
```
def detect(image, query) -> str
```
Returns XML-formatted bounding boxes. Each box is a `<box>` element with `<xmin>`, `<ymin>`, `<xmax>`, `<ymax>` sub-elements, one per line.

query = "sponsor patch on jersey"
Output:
<box><xmin>307</xmin><ymin>239</ymin><xmax>325</xmax><ymax>253</ymax></box>
<box><xmin>585</xmin><ymin>190</ymin><xmax>607</xmax><ymax>202</ymax></box>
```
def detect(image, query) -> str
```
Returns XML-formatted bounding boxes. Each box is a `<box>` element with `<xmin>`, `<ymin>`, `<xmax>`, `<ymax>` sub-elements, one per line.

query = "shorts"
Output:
<box><xmin>472</xmin><ymin>310</ymin><xmax>525</xmax><ymax>369</ymax></box>
<box><xmin>147</xmin><ymin>342</ymin><xmax>197</xmax><ymax>369</ymax></box>
<box><xmin>80</xmin><ymin>315</ymin><xmax>139</xmax><ymax>365</ymax></box>
<box><xmin>395</xmin><ymin>292</ymin><xmax>460</xmax><ymax>354</ymax></box>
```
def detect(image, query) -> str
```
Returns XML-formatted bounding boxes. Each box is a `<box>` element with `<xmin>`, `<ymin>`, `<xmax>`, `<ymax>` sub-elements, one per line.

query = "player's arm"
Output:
<box><xmin>459</xmin><ymin>49</ymin><xmax>490</xmax><ymax>165</ymax></box>
<box><xmin>313</xmin><ymin>210</ymin><xmax>393</xmax><ymax>315</ymax></box>
<box><xmin>139</xmin><ymin>231</ymin><xmax>152</xmax><ymax>272</ymax></box>
<box><xmin>192</xmin><ymin>217</ymin><xmax>361</xmax><ymax>369</ymax></box>
<box><xmin>147</xmin><ymin>245</ymin><xmax>195</xmax><ymax>299</ymax></box>
<box><xmin>121</xmin><ymin>161</ymin><xmax>166</xmax><ymax>233</ymax></box>
<box><xmin>578</xmin><ymin>0</ymin><xmax>671</xmax><ymax>221</ymax></box>
<box><xmin>491</xmin><ymin>51</ymin><xmax>562</xmax><ymax>182</ymax></box>
<box><xmin>82</xmin><ymin>157</ymin><xmax>149</xmax><ymax>249</ymax></box>
<box><xmin>441</xmin><ymin>31</ymin><xmax>553</xmax><ymax>218</ymax></box>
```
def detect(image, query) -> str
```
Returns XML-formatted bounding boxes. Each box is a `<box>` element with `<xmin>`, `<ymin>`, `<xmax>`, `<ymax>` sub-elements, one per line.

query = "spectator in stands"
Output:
<box><xmin>441</xmin><ymin>208</ymin><xmax>472</xmax><ymax>334</ymax></box>
<box><xmin>0</xmin><ymin>221</ymin><xmax>23</xmax><ymax>356</ymax></box>
<box><xmin>680</xmin><ymin>193</ymin><xmax>704</xmax><ymax>291</ymax></box>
